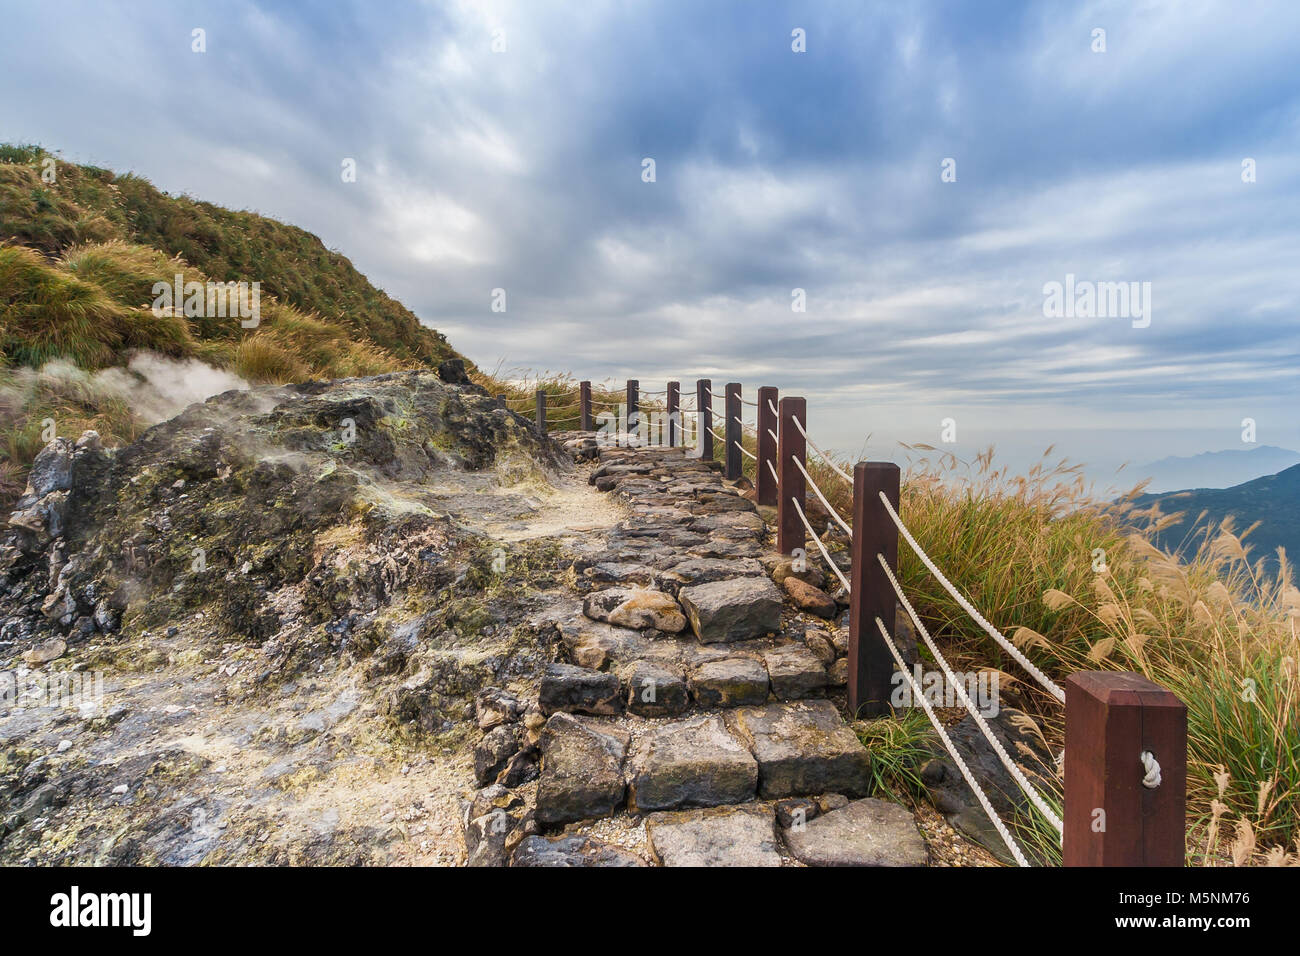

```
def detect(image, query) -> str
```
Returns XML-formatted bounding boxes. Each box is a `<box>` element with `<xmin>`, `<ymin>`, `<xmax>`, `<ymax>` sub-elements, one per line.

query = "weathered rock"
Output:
<box><xmin>511</xmin><ymin>834</ymin><xmax>646</xmax><ymax>867</ymax></box>
<box><xmin>763</xmin><ymin>645</ymin><xmax>829</xmax><ymax>699</ymax></box>
<box><xmin>678</xmin><ymin>577</ymin><xmax>783</xmax><ymax>643</ymax></box>
<box><xmin>582</xmin><ymin>587</ymin><xmax>687</xmax><ymax>633</ymax></box>
<box><xmin>475</xmin><ymin>687</ymin><xmax>523</xmax><ymax>730</ymax></box>
<box><xmin>583</xmin><ymin>562</ymin><xmax>657</xmax><ymax>586</ymax></box>
<box><xmin>656</xmin><ymin>557</ymin><xmax>765</xmax><ymax>592</ymax></box>
<box><xmin>764</xmin><ymin>555</ymin><xmax>826</xmax><ymax>589</ymax></box>
<box><xmin>688</xmin><ymin>657</ymin><xmax>770</xmax><ymax>708</ymax></box>
<box><xmin>554</xmin><ymin>615</ymin><xmax>659</xmax><ymax>670</ymax></box>
<box><xmin>688</xmin><ymin>512</ymin><xmax>766</xmax><ymax>537</ymax></box>
<box><xmin>784</xmin><ymin>798</ymin><xmax>929</xmax><ymax>867</ymax></box>
<box><xmin>826</xmin><ymin>659</ymin><xmax>848</xmax><ymax>687</ymax></box>
<box><xmin>803</xmin><ymin>628</ymin><xmax>837</xmax><ymax>666</ymax></box>
<box><xmin>783</xmin><ymin>576</ymin><xmax>837</xmax><ymax>618</ymax></box>
<box><xmin>623</xmin><ymin>660</ymin><xmax>689</xmax><ymax>717</ymax></box>
<box><xmin>22</xmin><ymin>637</ymin><xmax>67</xmax><ymax>666</ymax></box>
<box><xmin>816</xmin><ymin>792</ymin><xmax>850</xmax><ymax>814</ymax></box>
<box><xmin>467</xmin><ymin>783</ymin><xmax>523</xmax><ymax>821</ymax></box>
<box><xmin>23</xmin><ymin>438</ymin><xmax>75</xmax><ymax>499</ymax></box>
<box><xmin>497</xmin><ymin>747</ymin><xmax>540</xmax><ymax>787</ymax></box>
<box><xmin>538</xmin><ymin>663</ymin><xmax>623</xmax><ymax>716</ymax></box>
<box><xmin>627</xmin><ymin>715</ymin><xmax>758</xmax><ymax>812</ymax></box>
<box><xmin>535</xmin><ymin>713</ymin><xmax>629</xmax><ymax>824</ymax></box>
<box><xmin>474</xmin><ymin>724</ymin><xmax>522</xmax><ymax>785</ymax></box>
<box><xmin>774</xmin><ymin>797</ymin><xmax>820</xmax><ymax>830</ymax></box>
<box><xmin>465</xmin><ymin>809</ymin><xmax>514</xmax><ymax>867</ymax></box>
<box><xmin>645</xmin><ymin>805</ymin><xmax>782</xmax><ymax>867</ymax></box>
<box><xmin>730</xmin><ymin>701</ymin><xmax>871</xmax><ymax>798</ymax></box>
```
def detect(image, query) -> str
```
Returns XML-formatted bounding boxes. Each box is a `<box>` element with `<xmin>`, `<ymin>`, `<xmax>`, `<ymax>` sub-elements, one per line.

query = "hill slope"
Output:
<box><xmin>0</xmin><ymin>144</ymin><xmax>465</xmax><ymax>499</ymax></box>
<box><xmin>1128</xmin><ymin>463</ymin><xmax>1300</xmax><ymax>579</ymax></box>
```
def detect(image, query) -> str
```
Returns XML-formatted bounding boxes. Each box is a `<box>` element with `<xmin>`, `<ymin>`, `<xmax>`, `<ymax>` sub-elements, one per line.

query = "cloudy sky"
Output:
<box><xmin>2</xmin><ymin>0</ymin><xmax>1298</xmax><ymax>485</ymax></box>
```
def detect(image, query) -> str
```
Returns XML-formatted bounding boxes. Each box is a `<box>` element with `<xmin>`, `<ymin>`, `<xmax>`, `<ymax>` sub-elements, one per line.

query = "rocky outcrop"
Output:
<box><xmin>0</xmin><ymin>370</ymin><xmax>560</xmax><ymax>660</ymax></box>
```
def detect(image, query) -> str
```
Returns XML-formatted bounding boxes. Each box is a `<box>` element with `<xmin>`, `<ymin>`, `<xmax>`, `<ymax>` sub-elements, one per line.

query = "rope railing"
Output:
<box><xmin>877</xmin><ymin>553</ymin><xmax>1064</xmax><ymax>836</ymax></box>
<box><xmin>877</xmin><ymin>491</ymin><xmax>1066</xmax><ymax>704</ymax></box>
<box><xmin>791</xmin><ymin>416</ymin><xmax>853</xmax><ymax>486</ymax></box>
<box><xmin>734</xmin><ymin>439</ymin><xmax>757</xmax><ymax>461</ymax></box>
<box><xmin>791</xmin><ymin>453</ymin><xmax>852</xmax><ymax>538</ymax></box>
<box><xmin>791</xmin><ymin>497</ymin><xmax>851</xmax><ymax>593</ymax></box>
<box><xmin>873</xmin><ymin>615</ymin><xmax>1031</xmax><ymax>867</ymax></box>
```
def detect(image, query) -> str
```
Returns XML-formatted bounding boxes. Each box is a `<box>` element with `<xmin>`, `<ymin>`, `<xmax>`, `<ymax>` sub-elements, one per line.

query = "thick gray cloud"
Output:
<box><xmin>2</xmin><ymin>0</ymin><xmax>1298</xmax><ymax>476</ymax></box>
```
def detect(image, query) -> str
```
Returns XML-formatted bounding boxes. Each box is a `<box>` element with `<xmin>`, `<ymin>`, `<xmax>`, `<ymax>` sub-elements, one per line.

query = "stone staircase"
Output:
<box><xmin>463</xmin><ymin>436</ymin><xmax>929</xmax><ymax>867</ymax></box>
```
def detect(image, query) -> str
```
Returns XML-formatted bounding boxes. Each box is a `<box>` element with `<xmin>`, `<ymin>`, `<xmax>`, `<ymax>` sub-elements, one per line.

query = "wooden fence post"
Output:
<box><xmin>849</xmin><ymin>461</ymin><xmax>900</xmax><ymax>718</ymax></box>
<box><xmin>756</xmin><ymin>386</ymin><xmax>778</xmax><ymax>506</ymax></box>
<box><xmin>666</xmin><ymin>381</ymin><xmax>680</xmax><ymax>447</ymax></box>
<box><xmin>1063</xmin><ymin>672</ymin><xmax>1187</xmax><ymax>866</ymax></box>
<box><xmin>724</xmin><ymin>383</ymin><xmax>742</xmax><ymax>480</ymax></box>
<box><xmin>534</xmin><ymin>389</ymin><xmax>547</xmax><ymax>437</ymax></box>
<box><xmin>579</xmin><ymin>381</ymin><xmax>592</xmax><ymax>432</ymax></box>
<box><xmin>696</xmin><ymin>379</ymin><xmax>712</xmax><ymax>460</ymax></box>
<box><xmin>776</xmin><ymin>397</ymin><xmax>806</xmax><ymax>555</ymax></box>
<box><xmin>626</xmin><ymin>379</ymin><xmax>639</xmax><ymax>446</ymax></box>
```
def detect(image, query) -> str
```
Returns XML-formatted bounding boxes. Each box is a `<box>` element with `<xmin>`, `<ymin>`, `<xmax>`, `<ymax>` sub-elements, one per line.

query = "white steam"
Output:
<box><xmin>88</xmin><ymin>353</ymin><xmax>251</xmax><ymax>424</ymax></box>
<box><xmin>10</xmin><ymin>353</ymin><xmax>253</xmax><ymax>426</ymax></box>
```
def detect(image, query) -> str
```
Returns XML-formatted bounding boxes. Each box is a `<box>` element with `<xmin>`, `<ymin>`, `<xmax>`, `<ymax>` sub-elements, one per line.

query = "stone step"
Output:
<box><xmin>627</xmin><ymin>714</ymin><xmax>758</xmax><ymax>812</ymax></box>
<box><xmin>532</xmin><ymin>700</ymin><xmax>873</xmax><ymax>825</ymax></box>
<box><xmin>645</xmin><ymin>804</ymin><xmax>782</xmax><ymax>866</ymax></box>
<box><xmin>728</xmin><ymin>700</ymin><xmax>872</xmax><ymax>799</ymax></box>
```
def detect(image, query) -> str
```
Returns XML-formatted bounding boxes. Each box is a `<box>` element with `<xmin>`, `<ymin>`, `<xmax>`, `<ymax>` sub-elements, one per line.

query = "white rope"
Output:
<box><xmin>739</xmin><ymin>396</ymin><xmax>759</xmax><ymax>407</ymax></box>
<box><xmin>878</xmin><ymin>492</ymin><xmax>1066</xmax><ymax>704</ymax></box>
<box><xmin>877</xmin><ymin>554</ymin><xmax>1064</xmax><ymax>836</ymax></box>
<box><xmin>791</xmin><ymin>498</ymin><xmax>851</xmax><ymax>593</ymax></box>
<box><xmin>766</xmin><ymin>428</ymin><xmax>778</xmax><ymax>444</ymax></box>
<box><xmin>765</xmin><ymin>459</ymin><xmax>779</xmax><ymax>486</ymax></box>
<box><xmin>767</xmin><ymin>398</ymin><xmax>779</xmax><ymax>417</ymax></box>
<box><xmin>708</xmin><ymin>426</ymin><xmax>724</xmax><ymax>442</ymax></box>
<box><xmin>791</xmin><ymin>455</ymin><xmax>853</xmax><ymax>538</ymax></box>
<box><xmin>1140</xmin><ymin>751</ymin><xmax>1162</xmax><ymax>789</ymax></box>
<box><xmin>790</xmin><ymin>417</ymin><xmax>853</xmax><ymax>486</ymax></box>
<box><xmin>874</xmin><ymin>616</ymin><xmax>1031</xmax><ymax>867</ymax></box>
<box><xmin>733</xmin><ymin>439</ymin><xmax>757</xmax><ymax>460</ymax></box>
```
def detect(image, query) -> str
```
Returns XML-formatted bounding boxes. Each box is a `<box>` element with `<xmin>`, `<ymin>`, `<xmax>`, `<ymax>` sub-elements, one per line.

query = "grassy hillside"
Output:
<box><xmin>1128</xmin><ymin>464</ymin><xmax>1300</xmax><ymax>582</ymax></box>
<box><xmin>0</xmin><ymin>144</ymin><xmax>465</xmax><ymax>498</ymax></box>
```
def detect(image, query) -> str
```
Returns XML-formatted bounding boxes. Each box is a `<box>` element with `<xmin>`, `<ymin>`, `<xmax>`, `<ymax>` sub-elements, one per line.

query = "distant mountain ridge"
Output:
<box><xmin>1134</xmin><ymin>445</ymin><xmax>1300</xmax><ymax>493</ymax></box>
<box><xmin>1127</xmin><ymin>463</ymin><xmax>1300</xmax><ymax>581</ymax></box>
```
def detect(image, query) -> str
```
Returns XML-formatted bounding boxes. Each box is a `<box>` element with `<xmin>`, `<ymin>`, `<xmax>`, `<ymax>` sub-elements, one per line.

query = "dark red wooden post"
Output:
<box><xmin>534</xmin><ymin>389</ymin><xmax>547</xmax><ymax>436</ymax></box>
<box><xmin>666</xmin><ymin>381</ymin><xmax>680</xmax><ymax>447</ymax></box>
<box><xmin>756</xmin><ymin>386</ymin><xmax>778</xmax><ymax>506</ymax></box>
<box><xmin>724</xmin><ymin>383</ymin><xmax>742</xmax><ymax>479</ymax></box>
<box><xmin>849</xmin><ymin>462</ymin><xmax>900</xmax><ymax>718</ymax></box>
<box><xmin>626</xmin><ymin>379</ymin><xmax>639</xmax><ymax>446</ymax></box>
<box><xmin>776</xmin><ymin>397</ymin><xmax>806</xmax><ymax>555</ymax></box>
<box><xmin>579</xmin><ymin>381</ymin><xmax>592</xmax><ymax>432</ymax></box>
<box><xmin>696</xmin><ymin>379</ymin><xmax>712</xmax><ymax>460</ymax></box>
<box><xmin>1064</xmin><ymin>672</ymin><xmax>1187</xmax><ymax>867</ymax></box>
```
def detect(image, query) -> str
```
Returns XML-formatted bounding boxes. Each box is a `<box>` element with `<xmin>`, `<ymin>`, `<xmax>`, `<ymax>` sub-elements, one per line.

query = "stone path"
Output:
<box><xmin>462</xmin><ymin>434</ymin><xmax>929</xmax><ymax>867</ymax></box>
